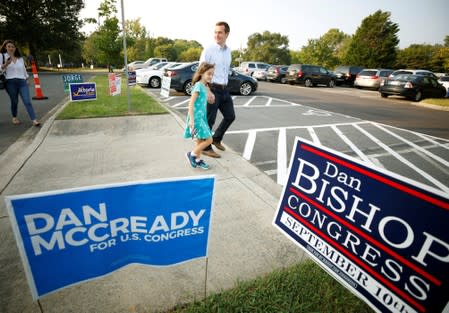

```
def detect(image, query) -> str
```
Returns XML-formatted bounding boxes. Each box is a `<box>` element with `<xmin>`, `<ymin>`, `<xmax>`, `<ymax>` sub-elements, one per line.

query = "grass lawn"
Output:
<box><xmin>168</xmin><ymin>260</ymin><xmax>374</xmax><ymax>313</ymax></box>
<box><xmin>57</xmin><ymin>74</ymin><xmax>167</xmax><ymax>119</ymax></box>
<box><xmin>422</xmin><ymin>98</ymin><xmax>449</xmax><ymax>107</ymax></box>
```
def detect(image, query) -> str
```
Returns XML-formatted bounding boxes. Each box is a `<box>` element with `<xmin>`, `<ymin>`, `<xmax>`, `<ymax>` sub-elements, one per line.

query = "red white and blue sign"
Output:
<box><xmin>273</xmin><ymin>138</ymin><xmax>449</xmax><ymax>313</ymax></box>
<box><xmin>69</xmin><ymin>82</ymin><xmax>97</xmax><ymax>101</ymax></box>
<box><xmin>6</xmin><ymin>176</ymin><xmax>215</xmax><ymax>299</ymax></box>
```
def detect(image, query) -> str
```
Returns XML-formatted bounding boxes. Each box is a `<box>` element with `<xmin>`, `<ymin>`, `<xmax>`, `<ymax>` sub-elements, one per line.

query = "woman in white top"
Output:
<box><xmin>1</xmin><ymin>40</ymin><xmax>40</xmax><ymax>126</ymax></box>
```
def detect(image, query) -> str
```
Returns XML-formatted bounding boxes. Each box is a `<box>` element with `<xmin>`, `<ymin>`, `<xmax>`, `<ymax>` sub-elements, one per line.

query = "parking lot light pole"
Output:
<box><xmin>120</xmin><ymin>0</ymin><xmax>131</xmax><ymax>112</ymax></box>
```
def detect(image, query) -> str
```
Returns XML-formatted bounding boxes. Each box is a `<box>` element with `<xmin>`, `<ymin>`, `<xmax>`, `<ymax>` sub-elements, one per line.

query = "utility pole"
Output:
<box><xmin>120</xmin><ymin>0</ymin><xmax>131</xmax><ymax>112</ymax></box>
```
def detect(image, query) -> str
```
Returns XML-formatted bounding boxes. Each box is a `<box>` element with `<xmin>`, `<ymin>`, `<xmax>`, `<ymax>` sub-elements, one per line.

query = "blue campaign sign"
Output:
<box><xmin>6</xmin><ymin>176</ymin><xmax>215</xmax><ymax>299</ymax></box>
<box><xmin>273</xmin><ymin>138</ymin><xmax>449</xmax><ymax>313</ymax></box>
<box><xmin>69</xmin><ymin>82</ymin><xmax>97</xmax><ymax>101</ymax></box>
<box><xmin>128</xmin><ymin>70</ymin><xmax>136</xmax><ymax>86</ymax></box>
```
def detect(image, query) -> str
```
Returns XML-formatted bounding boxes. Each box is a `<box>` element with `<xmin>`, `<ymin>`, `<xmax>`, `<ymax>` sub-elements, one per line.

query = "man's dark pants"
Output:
<box><xmin>205</xmin><ymin>86</ymin><xmax>235</xmax><ymax>151</ymax></box>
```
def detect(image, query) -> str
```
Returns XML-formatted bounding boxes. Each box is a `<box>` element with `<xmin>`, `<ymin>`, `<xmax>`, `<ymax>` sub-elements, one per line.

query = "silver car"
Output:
<box><xmin>354</xmin><ymin>69</ymin><xmax>394</xmax><ymax>90</ymax></box>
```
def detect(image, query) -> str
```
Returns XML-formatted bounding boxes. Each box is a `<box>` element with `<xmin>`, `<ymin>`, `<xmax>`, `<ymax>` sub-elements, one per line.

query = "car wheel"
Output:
<box><xmin>328</xmin><ymin>80</ymin><xmax>335</xmax><ymax>88</ymax></box>
<box><xmin>280</xmin><ymin>77</ymin><xmax>287</xmax><ymax>84</ymax></box>
<box><xmin>149</xmin><ymin>77</ymin><xmax>161</xmax><ymax>88</ymax></box>
<box><xmin>305</xmin><ymin>78</ymin><xmax>313</xmax><ymax>87</ymax></box>
<box><xmin>413</xmin><ymin>90</ymin><xmax>423</xmax><ymax>102</ymax></box>
<box><xmin>184</xmin><ymin>80</ymin><xmax>193</xmax><ymax>95</ymax></box>
<box><xmin>240</xmin><ymin>82</ymin><xmax>253</xmax><ymax>96</ymax></box>
<box><xmin>381</xmin><ymin>93</ymin><xmax>388</xmax><ymax>98</ymax></box>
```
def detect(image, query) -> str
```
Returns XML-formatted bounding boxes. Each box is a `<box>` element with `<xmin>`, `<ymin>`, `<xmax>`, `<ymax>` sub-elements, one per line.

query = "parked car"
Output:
<box><xmin>389</xmin><ymin>69</ymin><xmax>437</xmax><ymax>79</ymax></box>
<box><xmin>238</xmin><ymin>61</ymin><xmax>271</xmax><ymax>77</ymax></box>
<box><xmin>267</xmin><ymin>65</ymin><xmax>289</xmax><ymax>84</ymax></box>
<box><xmin>136</xmin><ymin>62</ymin><xmax>182</xmax><ymax>88</ymax></box>
<box><xmin>252</xmin><ymin>68</ymin><xmax>269</xmax><ymax>81</ymax></box>
<box><xmin>354</xmin><ymin>69</ymin><xmax>394</xmax><ymax>90</ymax></box>
<box><xmin>438</xmin><ymin>75</ymin><xmax>449</xmax><ymax>96</ymax></box>
<box><xmin>165</xmin><ymin>62</ymin><xmax>258</xmax><ymax>96</ymax></box>
<box><xmin>141</xmin><ymin>57</ymin><xmax>168</xmax><ymax>69</ymax></box>
<box><xmin>286</xmin><ymin>64</ymin><xmax>336</xmax><ymax>87</ymax></box>
<box><xmin>334</xmin><ymin>65</ymin><xmax>364</xmax><ymax>86</ymax></box>
<box><xmin>379</xmin><ymin>74</ymin><xmax>446</xmax><ymax>101</ymax></box>
<box><xmin>122</xmin><ymin>60</ymin><xmax>145</xmax><ymax>71</ymax></box>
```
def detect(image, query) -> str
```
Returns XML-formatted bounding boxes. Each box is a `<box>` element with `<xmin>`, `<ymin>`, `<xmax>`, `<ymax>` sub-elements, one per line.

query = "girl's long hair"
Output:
<box><xmin>192</xmin><ymin>62</ymin><xmax>215</xmax><ymax>85</ymax></box>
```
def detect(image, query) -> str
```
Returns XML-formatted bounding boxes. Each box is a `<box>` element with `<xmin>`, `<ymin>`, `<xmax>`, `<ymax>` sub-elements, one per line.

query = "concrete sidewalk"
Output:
<box><xmin>0</xmin><ymin>108</ymin><xmax>305</xmax><ymax>312</ymax></box>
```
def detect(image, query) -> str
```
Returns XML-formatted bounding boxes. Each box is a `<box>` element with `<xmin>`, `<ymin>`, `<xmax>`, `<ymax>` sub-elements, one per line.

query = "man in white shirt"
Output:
<box><xmin>199</xmin><ymin>21</ymin><xmax>234</xmax><ymax>158</ymax></box>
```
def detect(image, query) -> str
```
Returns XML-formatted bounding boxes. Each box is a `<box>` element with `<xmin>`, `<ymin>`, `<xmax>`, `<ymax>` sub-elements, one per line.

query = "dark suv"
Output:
<box><xmin>286</xmin><ymin>64</ymin><xmax>336</xmax><ymax>87</ymax></box>
<box><xmin>334</xmin><ymin>65</ymin><xmax>364</xmax><ymax>86</ymax></box>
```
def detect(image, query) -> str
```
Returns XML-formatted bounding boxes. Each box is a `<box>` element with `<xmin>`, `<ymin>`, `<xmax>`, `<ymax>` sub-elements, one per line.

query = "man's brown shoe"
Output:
<box><xmin>203</xmin><ymin>149</ymin><xmax>221</xmax><ymax>158</ymax></box>
<box><xmin>212</xmin><ymin>141</ymin><xmax>226</xmax><ymax>151</ymax></box>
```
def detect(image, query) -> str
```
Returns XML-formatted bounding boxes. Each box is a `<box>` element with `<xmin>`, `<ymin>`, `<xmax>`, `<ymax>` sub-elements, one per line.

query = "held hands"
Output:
<box><xmin>189</xmin><ymin>119</ymin><xmax>197</xmax><ymax>138</ymax></box>
<box><xmin>206</xmin><ymin>86</ymin><xmax>215</xmax><ymax>104</ymax></box>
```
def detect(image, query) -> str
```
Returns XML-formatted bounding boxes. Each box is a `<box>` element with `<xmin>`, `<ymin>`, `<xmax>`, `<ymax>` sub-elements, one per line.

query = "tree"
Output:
<box><xmin>82</xmin><ymin>0</ymin><xmax>122</xmax><ymax>68</ymax></box>
<box><xmin>395</xmin><ymin>44</ymin><xmax>436</xmax><ymax>69</ymax></box>
<box><xmin>154</xmin><ymin>44</ymin><xmax>177</xmax><ymax>60</ymax></box>
<box><xmin>123</xmin><ymin>18</ymin><xmax>149</xmax><ymax>61</ymax></box>
<box><xmin>344</xmin><ymin>10</ymin><xmax>399</xmax><ymax>68</ymax></box>
<box><xmin>94</xmin><ymin>17</ymin><xmax>122</xmax><ymax>68</ymax></box>
<box><xmin>298</xmin><ymin>29</ymin><xmax>349</xmax><ymax>69</ymax></box>
<box><xmin>0</xmin><ymin>0</ymin><xmax>84</xmax><ymax>64</ymax></box>
<box><xmin>431</xmin><ymin>46</ymin><xmax>449</xmax><ymax>73</ymax></box>
<box><xmin>245</xmin><ymin>31</ymin><xmax>290</xmax><ymax>64</ymax></box>
<box><xmin>179</xmin><ymin>47</ymin><xmax>202</xmax><ymax>62</ymax></box>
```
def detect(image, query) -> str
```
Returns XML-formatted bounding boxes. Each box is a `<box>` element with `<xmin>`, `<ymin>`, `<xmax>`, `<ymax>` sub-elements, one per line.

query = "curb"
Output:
<box><xmin>0</xmin><ymin>96</ymin><xmax>70</xmax><ymax>196</ymax></box>
<box><xmin>411</xmin><ymin>101</ymin><xmax>449</xmax><ymax>111</ymax></box>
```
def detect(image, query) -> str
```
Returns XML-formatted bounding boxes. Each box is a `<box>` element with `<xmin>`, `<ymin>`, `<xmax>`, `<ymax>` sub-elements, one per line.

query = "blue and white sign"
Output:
<box><xmin>128</xmin><ymin>71</ymin><xmax>136</xmax><ymax>86</ymax></box>
<box><xmin>273</xmin><ymin>138</ymin><xmax>449</xmax><ymax>313</ymax></box>
<box><xmin>6</xmin><ymin>176</ymin><xmax>215</xmax><ymax>299</ymax></box>
<box><xmin>69</xmin><ymin>82</ymin><xmax>97</xmax><ymax>101</ymax></box>
<box><xmin>160</xmin><ymin>76</ymin><xmax>171</xmax><ymax>98</ymax></box>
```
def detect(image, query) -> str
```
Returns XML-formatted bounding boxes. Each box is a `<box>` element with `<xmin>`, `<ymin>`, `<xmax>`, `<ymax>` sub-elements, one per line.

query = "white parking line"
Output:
<box><xmin>277</xmin><ymin>128</ymin><xmax>287</xmax><ymax>185</ymax></box>
<box><xmin>307</xmin><ymin>127</ymin><xmax>321</xmax><ymax>146</ymax></box>
<box><xmin>353</xmin><ymin>124</ymin><xmax>449</xmax><ymax>193</ymax></box>
<box><xmin>331</xmin><ymin>125</ymin><xmax>373</xmax><ymax>165</ymax></box>
<box><xmin>374</xmin><ymin>123</ymin><xmax>449</xmax><ymax>168</ymax></box>
<box><xmin>226</xmin><ymin>121</ymin><xmax>367</xmax><ymax>135</ymax></box>
<box><xmin>172</xmin><ymin>99</ymin><xmax>190</xmax><ymax>107</ymax></box>
<box><xmin>265</xmin><ymin>97</ymin><xmax>273</xmax><ymax>106</ymax></box>
<box><xmin>242</xmin><ymin>130</ymin><xmax>257</xmax><ymax>160</ymax></box>
<box><xmin>243</xmin><ymin>96</ymin><xmax>257</xmax><ymax>107</ymax></box>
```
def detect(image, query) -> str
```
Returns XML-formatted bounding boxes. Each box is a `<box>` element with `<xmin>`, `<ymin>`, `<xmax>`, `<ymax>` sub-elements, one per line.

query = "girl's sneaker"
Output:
<box><xmin>186</xmin><ymin>152</ymin><xmax>197</xmax><ymax>168</ymax></box>
<box><xmin>196</xmin><ymin>159</ymin><xmax>210</xmax><ymax>170</ymax></box>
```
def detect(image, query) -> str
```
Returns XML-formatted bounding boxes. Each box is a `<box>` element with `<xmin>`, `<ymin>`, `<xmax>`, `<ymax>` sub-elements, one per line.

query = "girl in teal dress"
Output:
<box><xmin>184</xmin><ymin>62</ymin><xmax>215</xmax><ymax>169</ymax></box>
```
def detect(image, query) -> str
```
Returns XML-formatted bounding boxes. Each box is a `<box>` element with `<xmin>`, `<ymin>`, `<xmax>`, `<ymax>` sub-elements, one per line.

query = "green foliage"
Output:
<box><xmin>57</xmin><ymin>75</ymin><xmax>167</xmax><ymax>119</ymax></box>
<box><xmin>0</xmin><ymin>0</ymin><xmax>84</xmax><ymax>64</ymax></box>
<box><xmin>245</xmin><ymin>31</ymin><xmax>291</xmax><ymax>64</ymax></box>
<box><xmin>395</xmin><ymin>44</ymin><xmax>449</xmax><ymax>72</ymax></box>
<box><xmin>344</xmin><ymin>10</ymin><xmax>399</xmax><ymax>68</ymax></box>
<box><xmin>298</xmin><ymin>28</ymin><xmax>349</xmax><ymax>69</ymax></box>
<box><xmin>395</xmin><ymin>44</ymin><xmax>436</xmax><ymax>69</ymax></box>
<box><xmin>290</xmin><ymin>50</ymin><xmax>302</xmax><ymax>64</ymax></box>
<box><xmin>179</xmin><ymin>47</ymin><xmax>202</xmax><ymax>62</ymax></box>
<box><xmin>168</xmin><ymin>260</ymin><xmax>373</xmax><ymax>313</ymax></box>
<box><xmin>94</xmin><ymin>16</ymin><xmax>122</xmax><ymax>67</ymax></box>
<box><xmin>432</xmin><ymin>47</ymin><xmax>449</xmax><ymax>72</ymax></box>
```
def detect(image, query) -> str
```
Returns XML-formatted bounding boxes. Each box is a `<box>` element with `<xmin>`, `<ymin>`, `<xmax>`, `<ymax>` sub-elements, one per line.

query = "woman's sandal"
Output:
<box><xmin>33</xmin><ymin>120</ymin><xmax>41</xmax><ymax>127</ymax></box>
<box><xmin>12</xmin><ymin>118</ymin><xmax>21</xmax><ymax>125</ymax></box>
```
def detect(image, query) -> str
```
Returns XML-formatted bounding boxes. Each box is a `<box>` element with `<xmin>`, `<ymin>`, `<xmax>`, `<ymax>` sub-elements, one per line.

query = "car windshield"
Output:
<box><xmin>440</xmin><ymin>76</ymin><xmax>449</xmax><ymax>82</ymax></box>
<box><xmin>360</xmin><ymin>70</ymin><xmax>377</xmax><ymax>76</ymax></box>
<box><xmin>394</xmin><ymin>74</ymin><xmax>415</xmax><ymax>81</ymax></box>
